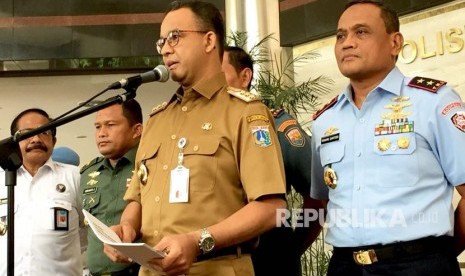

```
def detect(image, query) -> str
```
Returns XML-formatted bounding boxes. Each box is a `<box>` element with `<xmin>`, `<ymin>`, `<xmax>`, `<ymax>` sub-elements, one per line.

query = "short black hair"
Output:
<box><xmin>168</xmin><ymin>1</ymin><xmax>225</xmax><ymax>59</ymax></box>
<box><xmin>10</xmin><ymin>108</ymin><xmax>56</xmax><ymax>137</ymax></box>
<box><xmin>121</xmin><ymin>99</ymin><xmax>143</xmax><ymax>126</ymax></box>
<box><xmin>224</xmin><ymin>46</ymin><xmax>254</xmax><ymax>90</ymax></box>
<box><xmin>344</xmin><ymin>0</ymin><xmax>399</xmax><ymax>33</ymax></box>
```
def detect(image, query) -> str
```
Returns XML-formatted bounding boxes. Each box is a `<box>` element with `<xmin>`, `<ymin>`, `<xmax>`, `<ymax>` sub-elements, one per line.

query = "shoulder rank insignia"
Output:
<box><xmin>227</xmin><ymin>87</ymin><xmax>260</xmax><ymax>102</ymax></box>
<box><xmin>313</xmin><ymin>96</ymin><xmax>338</xmax><ymax>120</ymax></box>
<box><xmin>80</xmin><ymin>157</ymin><xmax>103</xmax><ymax>174</ymax></box>
<box><xmin>149</xmin><ymin>101</ymin><xmax>168</xmax><ymax>117</ymax></box>
<box><xmin>408</xmin><ymin>76</ymin><xmax>447</xmax><ymax>93</ymax></box>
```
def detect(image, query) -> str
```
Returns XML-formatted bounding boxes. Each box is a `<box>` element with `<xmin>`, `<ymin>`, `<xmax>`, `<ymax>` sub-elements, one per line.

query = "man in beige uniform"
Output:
<box><xmin>104</xmin><ymin>1</ymin><xmax>286</xmax><ymax>276</ymax></box>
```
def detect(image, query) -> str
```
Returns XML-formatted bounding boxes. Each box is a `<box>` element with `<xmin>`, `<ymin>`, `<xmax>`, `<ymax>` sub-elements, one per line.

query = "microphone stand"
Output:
<box><xmin>0</xmin><ymin>87</ymin><xmax>137</xmax><ymax>276</ymax></box>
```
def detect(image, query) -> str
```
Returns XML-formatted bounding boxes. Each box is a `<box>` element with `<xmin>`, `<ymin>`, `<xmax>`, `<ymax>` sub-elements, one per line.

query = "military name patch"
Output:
<box><xmin>278</xmin><ymin>119</ymin><xmax>297</xmax><ymax>132</ymax></box>
<box><xmin>441</xmin><ymin>102</ymin><xmax>462</xmax><ymax>116</ymax></box>
<box><xmin>83</xmin><ymin>187</ymin><xmax>98</xmax><ymax>195</ymax></box>
<box><xmin>251</xmin><ymin>126</ymin><xmax>272</xmax><ymax>147</ymax></box>
<box><xmin>285</xmin><ymin>127</ymin><xmax>305</xmax><ymax>147</ymax></box>
<box><xmin>451</xmin><ymin>111</ymin><xmax>465</xmax><ymax>132</ymax></box>
<box><xmin>321</xmin><ymin>133</ymin><xmax>340</xmax><ymax>144</ymax></box>
<box><xmin>247</xmin><ymin>114</ymin><xmax>269</xmax><ymax>123</ymax></box>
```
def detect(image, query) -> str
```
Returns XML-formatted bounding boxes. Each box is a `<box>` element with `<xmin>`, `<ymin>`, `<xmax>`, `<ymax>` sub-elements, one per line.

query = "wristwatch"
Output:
<box><xmin>198</xmin><ymin>228</ymin><xmax>215</xmax><ymax>254</ymax></box>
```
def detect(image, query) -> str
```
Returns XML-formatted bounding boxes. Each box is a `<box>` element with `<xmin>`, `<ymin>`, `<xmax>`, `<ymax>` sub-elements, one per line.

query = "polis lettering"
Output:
<box><xmin>399</xmin><ymin>27</ymin><xmax>465</xmax><ymax>64</ymax></box>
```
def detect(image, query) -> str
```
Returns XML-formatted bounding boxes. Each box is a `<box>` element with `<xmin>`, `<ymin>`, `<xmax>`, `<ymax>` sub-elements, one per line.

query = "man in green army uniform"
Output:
<box><xmin>80</xmin><ymin>99</ymin><xmax>143</xmax><ymax>276</ymax></box>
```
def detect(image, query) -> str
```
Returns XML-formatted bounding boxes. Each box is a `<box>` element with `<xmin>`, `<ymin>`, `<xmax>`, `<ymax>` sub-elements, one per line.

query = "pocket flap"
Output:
<box><xmin>140</xmin><ymin>142</ymin><xmax>161</xmax><ymax>161</ymax></box>
<box><xmin>320</xmin><ymin>142</ymin><xmax>345</xmax><ymax>166</ymax></box>
<box><xmin>183</xmin><ymin>138</ymin><xmax>220</xmax><ymax>156</ymax></box>
<box><xmin>50</xmin><ymin>199</ymin><xmax>72</xmax><ymax>211</ymax></box>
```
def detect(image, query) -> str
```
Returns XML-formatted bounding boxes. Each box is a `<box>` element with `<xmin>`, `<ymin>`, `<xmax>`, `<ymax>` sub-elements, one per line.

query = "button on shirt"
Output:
<box><xmin>0</xmin><ymin>159</ymin><xmax>83</xmax><ymax>276</ymax></box>
<box><xmin>311</xmin><ymin>67</ymin><xmax>465</xmax><ymax>247</ymax></box>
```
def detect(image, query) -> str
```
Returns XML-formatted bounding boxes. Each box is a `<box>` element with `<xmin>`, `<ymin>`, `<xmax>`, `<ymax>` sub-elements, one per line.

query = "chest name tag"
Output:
<box><xmin>321</xmin><ymin>133</ymin><xmax>340</xmax><ymax>144</ymax></box>
<box><xmin>83</xmin><ymin>187</ymin><xmax>98</xmax><ymax>195</ymax></box>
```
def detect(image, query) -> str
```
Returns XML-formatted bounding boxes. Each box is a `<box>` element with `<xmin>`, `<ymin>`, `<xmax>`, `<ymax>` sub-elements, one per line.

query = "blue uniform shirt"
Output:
<box><xmin>311</xmin><ymin>67</ymin><xmax>465</xmax><ymax>247</ymax></box>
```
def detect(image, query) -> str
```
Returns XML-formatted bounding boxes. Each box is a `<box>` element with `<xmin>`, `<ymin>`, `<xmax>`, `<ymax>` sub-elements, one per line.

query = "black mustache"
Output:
<box><xmin>26</xmin><ymin>144</ymin><xmax>48</xmax><ymax>152</ymax></box>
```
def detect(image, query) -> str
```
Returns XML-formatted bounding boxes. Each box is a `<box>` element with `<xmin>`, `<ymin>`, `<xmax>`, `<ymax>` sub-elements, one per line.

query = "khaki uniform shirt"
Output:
<box><xmin>80</xmin><ymin>146</ymin><xmax>137</xmax><ymax>274</ymax></box>
<box><xmin>125</xmin><ymin>73</ymin><xmax>286</xmax><ymax>271</ymax></box>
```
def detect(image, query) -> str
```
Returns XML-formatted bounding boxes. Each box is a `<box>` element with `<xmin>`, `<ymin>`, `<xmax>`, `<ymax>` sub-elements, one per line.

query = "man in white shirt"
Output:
<box><xmin>0</xmin><ymin>108</ymin><xmax>83</xmax><ymax>276</ymax></box>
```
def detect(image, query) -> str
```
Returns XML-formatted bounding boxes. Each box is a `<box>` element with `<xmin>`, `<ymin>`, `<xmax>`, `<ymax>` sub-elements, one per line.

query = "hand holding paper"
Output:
<box><xmin>82</xmin><ymin>209</ymin><xmax>166</xmax><ymax>273</ymax></box>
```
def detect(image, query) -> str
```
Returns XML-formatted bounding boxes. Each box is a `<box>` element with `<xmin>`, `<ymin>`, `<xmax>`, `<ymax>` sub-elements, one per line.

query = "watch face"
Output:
<box><xmin>202</xmin><ymin>237</ymin><xmax>215</xmax><ymax>252</ymax></box>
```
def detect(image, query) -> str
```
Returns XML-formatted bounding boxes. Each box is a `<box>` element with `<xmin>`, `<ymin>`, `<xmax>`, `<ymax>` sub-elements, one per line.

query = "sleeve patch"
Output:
<box><xmin>285</xmin><ymin>127</ymin><xmax>305</xmax><ymax>147</ymax></box>
<box><xmin>246</xmin><ymin>114</ymin><xmax>269</xmax><ymax>123</ymax></box>
<box><xmin>441</xmin><ymin>102</ymin><xmax>462</xmax><ymax>116</ymax></box>
<box><xmin>408</xmin><ymin>76</ymin><xmax>446</xmax><ymax>93</ymax></box>
<box><xmin>277</xmin><ymin>119</ymin><xmax>297</xmax><ymax>132</ymax></box>
<box><xmin>451</xmin><ymin>111</ymin><xmax>465</xmax><ymax>132</ymax></box>
<box><xmin>251</xmin><ymin>126</ymin><xmax>273</xmax><ymax>147</ymax></box>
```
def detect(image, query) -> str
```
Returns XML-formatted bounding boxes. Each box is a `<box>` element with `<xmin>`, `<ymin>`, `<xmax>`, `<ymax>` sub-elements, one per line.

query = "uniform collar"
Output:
<box><xmin>102</xmin><ymin>144</ymin><xmax>138</xmax><ymax>170</ymax></box>
<box><xmin>340</xmin><ymin>67</ymin><xmax>405</xmax><ymax>104</ymax></box>
<box><xmin>18</xmin><ymin>157</ymin><xmax>55</xmax><ymax>175</ymax></box>
<box><xmin>189</xmin><ymin>72</ymin><xmax>227</xmax><ymax>100</ymax></box>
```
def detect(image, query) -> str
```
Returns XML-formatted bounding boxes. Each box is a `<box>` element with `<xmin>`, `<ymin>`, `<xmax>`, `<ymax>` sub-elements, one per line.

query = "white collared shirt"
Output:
<box><xmin>0</xmin><ymin>158</ymin><xmax>83</xmax><ymax>276</ymax></box>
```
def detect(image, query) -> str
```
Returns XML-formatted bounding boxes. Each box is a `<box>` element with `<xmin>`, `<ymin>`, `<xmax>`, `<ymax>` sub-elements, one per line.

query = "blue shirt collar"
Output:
<box><xmin>340</xmin><ymin>67</ymin><xmax>405</xmax><ymax>104</ymax></box>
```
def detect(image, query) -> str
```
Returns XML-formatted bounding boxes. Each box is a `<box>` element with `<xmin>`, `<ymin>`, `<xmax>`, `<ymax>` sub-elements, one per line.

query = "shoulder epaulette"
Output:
<box><xmin>80</xmin><ymin>156</ymin><xmax>103</xmax><ymax>174</ymax></box>
<box><xmin>313</xmin><ymin>96</ymin><xmax>338</xmax><ymax>120</ymax></box>
<box><xmin>271</xmin><ymin>108</ymin><xmax>284</xmax><ymax>118</ymax></box>
<box><xmin>149</xmin><ymin>101</ymin><xmax>168</xmax><ymax>117</ymax></box>
<box><xmin>408</xmin><ymin>76</ymin><xmax>447</xmax><ymax>93</ymax></box>
<box><xmin>227</xmin><ymin>87</ymin><xmax>260</xmax><ymax>102</ymax></box>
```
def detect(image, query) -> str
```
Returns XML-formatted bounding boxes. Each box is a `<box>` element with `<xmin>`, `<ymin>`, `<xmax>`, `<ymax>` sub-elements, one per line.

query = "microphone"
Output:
<box><xmin>108</xmin><ymin>65</ymin><xmax>170</xmax><ymax>89</ymax></box>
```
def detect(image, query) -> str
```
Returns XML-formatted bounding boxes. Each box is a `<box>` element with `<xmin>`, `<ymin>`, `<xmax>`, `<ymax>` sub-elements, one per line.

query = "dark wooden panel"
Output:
<box><xmin>0</xmin><ymin>0</ymin><xmax>224</xmax><ymax>71</ymax></box>
<box><xmin>279</xmin><ymin>0</ymin><xmax>455</xmax><ymax>47</ymax></box>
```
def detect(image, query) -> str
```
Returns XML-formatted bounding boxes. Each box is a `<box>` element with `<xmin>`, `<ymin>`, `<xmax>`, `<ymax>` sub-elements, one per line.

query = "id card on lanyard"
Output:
<box><xmin>169</xmin><ymin>137</ymin><xmax>190</xmax><ymax>203</ymax></box>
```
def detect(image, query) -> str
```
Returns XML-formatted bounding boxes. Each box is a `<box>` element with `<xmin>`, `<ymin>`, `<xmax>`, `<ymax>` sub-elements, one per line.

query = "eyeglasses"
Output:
<box><xmin>17</xmin><ymin>128</ymin><xmax>53</xmax><ymax>138</ymax></box>
<box><xmin>156</xmin><ymin>29</ymin><xmax>208</xmax><ymax>54</ymax></box>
